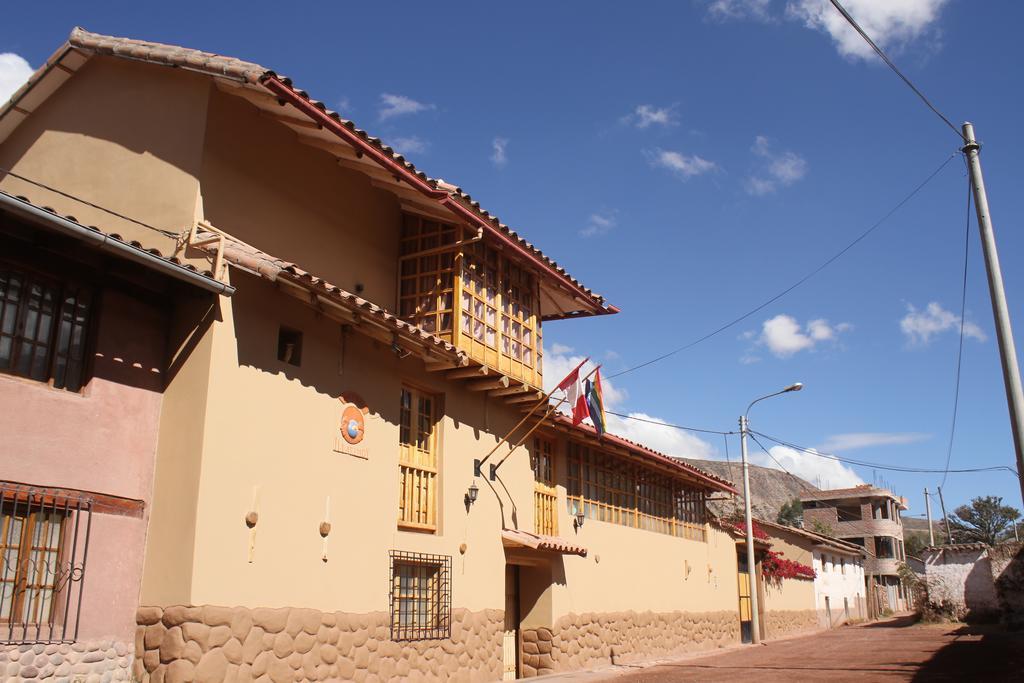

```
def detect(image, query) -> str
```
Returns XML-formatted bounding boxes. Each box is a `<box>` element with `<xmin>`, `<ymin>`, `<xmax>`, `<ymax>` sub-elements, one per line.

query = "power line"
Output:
<box><xmin>607</xmin><ymin>152</ymin><xmax>958</xmax><ymax>380</ymax></box>
<box><xmin>0</xmin><ymin>167</ymin><xmax>181</xmax><ymax>240</ymax></box>
<box><xmin>748</xmin><ymin>432</ymin><xmax>816</xmax><ymax>494</ymax></box>
<box><xmin>941</xmin><ymin>165</ymin><xmax>973</xmax><ymax>488</ymax></box>
<box><xmin>753</xmin><ymin>430</ymin><xmax>1020</xmax><ymax>478</ymax></box>
<box><xmin>603</xmin><ymin>409</ymin><xmax>734</xmax><ymax>435</ymax></box>
<box><xmin>827</xmin><ymin>0</ymin><xmax>963</xmax><ymax>141</ymax></box>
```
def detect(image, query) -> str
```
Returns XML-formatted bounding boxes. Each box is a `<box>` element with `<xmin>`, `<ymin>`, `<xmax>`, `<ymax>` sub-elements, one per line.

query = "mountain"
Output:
<box><xmin>681</xmin><ymin>458</ymin><xmax>815</xmax><ymax>521</ymax></box>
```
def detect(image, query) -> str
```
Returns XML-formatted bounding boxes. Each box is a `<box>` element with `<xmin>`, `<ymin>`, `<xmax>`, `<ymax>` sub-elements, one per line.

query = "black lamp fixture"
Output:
<box><xmin>465</xmin><ymin>481</ymin><xmax>479</xmax><ymax>507</ymax></box>
<box><xmin>573</xmin><ymin>504</ymin><xmax>585</xmax><ymax>530</ymax></box>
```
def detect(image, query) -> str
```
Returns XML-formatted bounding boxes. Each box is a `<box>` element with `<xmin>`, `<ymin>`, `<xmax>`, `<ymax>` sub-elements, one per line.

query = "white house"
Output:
<box><xmin>759</xmin><ymin>520</ymin><xmax>868</xmax><ymax>627</ymax></box>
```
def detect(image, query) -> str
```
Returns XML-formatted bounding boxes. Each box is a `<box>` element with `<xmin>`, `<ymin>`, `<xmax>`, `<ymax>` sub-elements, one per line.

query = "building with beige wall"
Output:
<box><xmin>0</xmin><ymin>28</ymin><xmax>791</xmax><ymax>682</ymax></box>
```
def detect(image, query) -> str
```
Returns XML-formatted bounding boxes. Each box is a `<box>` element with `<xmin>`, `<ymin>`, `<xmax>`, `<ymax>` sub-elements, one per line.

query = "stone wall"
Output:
<box><xmin>0</xmin><ymin>639</ymin><xmax>132</xmax><ymax>681</ymax></box>
<box><xmin>519</xmin><ymin>611</ymin><xmax>739</xmax><ymax>677</ymax></box>
<box><xmin>763</xmin><ymin>610</ymin><xmax>819</xmax><ymax>639</ymax></box>
<box><xmin>133</xmin><ymin>604</ymin><xmax>503</xmax><ymax>683</ymax></box>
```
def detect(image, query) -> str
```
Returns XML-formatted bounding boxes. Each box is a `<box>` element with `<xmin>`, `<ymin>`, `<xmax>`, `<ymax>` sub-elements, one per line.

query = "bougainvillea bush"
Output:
<box><xmin>762</xmin><ymin>550</ymin><xmax>816</xmax><ymax>581</ymax></box>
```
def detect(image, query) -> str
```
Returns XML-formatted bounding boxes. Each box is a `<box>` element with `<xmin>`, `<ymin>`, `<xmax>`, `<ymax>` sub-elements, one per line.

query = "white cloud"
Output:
<box><xmin>378</xmin><ymin>93</ymin><xmax>434</xmax><ymax>120</ymax></box>
<box><xmin>390</xmin><ymin>136</ymin><xmax>428</xmax><ymax>156</ymax></box>
<box><xmin>819</xmin><ymin>432</ymin><xmax>931</xmax><ymax>452</ymax></box>
<box><xmin>648</xmin><ymin>148</ymin><xmax>717</xmax><ymax>179</ymax></box>
<box><xmin>0</xmin><ymin>53</ymin><xmax>33</xmax><ymax>104</ymax></box>
<box><xmin>786</xmin><ymin>0</ymin><xmax>949</xmax><ymax>61</ymax></box>
<box><xmin>751</xmin><ymin>444</ymin><xmax>864</xmax><ymax>489</ymax></box>
<box><xmin>543</xmin><ymin>343</ymin><xmax>715</xmax><ymax>459</ymax></box>
<box><xmin>707</xmin><ymin>0</ymin><xmax>773</xmax><ymax>22</ymax></box>
<box><xmin>491</xmin><ymin>137</ymin><xmax>508</xmax><ymax>168</ymax></box>
<box><xmin>746</xmin><ymin>135</ymin><xmax>807</xmax><ymax>195</ymax></box>
<box><xmin>757</xmin><ymin>314</ymin><xmax>849</xmax><ymax>357</ymax></box>
<box><xmin>900</xmin><ymin>302</ymin><xmax>986</xmax><ymax>346</ymax></box>
<box><xmin>623</xmin><ymin>104</ymin><xmax>677</xmax><ymax>129</ymax></box>
<box><xmin>336</xmin><ymin>97</ymin><xmax>352</xmax><ymax>114</ymax></box>
<box><xmin>580</xmin><ymin>211</ymin><xmax>617</xmax><ymax>238</ymax></box>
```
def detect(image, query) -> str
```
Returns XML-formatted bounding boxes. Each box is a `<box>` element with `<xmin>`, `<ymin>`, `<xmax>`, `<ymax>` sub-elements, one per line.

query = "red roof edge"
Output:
<box><xmin>549</xmin><ymin>414</ymin><xmax>738</xmax><ymax>494</ymax></box>
<box><xmin>259</xmin><ymin>75</ymin><xmax>615</xmax><ymax>319</ymax></box>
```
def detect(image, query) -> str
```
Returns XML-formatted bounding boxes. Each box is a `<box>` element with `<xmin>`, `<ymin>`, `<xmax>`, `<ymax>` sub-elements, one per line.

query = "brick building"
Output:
<box><xmin>800</xmin><ymin>485</ymin><xmax>911</xmax><ymax>613</ymax></box>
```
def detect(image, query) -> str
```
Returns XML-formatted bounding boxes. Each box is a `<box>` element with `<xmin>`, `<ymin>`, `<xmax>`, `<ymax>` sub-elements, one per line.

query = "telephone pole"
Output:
<box><xmin>924</xmin><ymin>488</ymin><xmax>935</xmax><ymax>546</ymax></box>
<box><xmin>962</xmin><ymin>123</ymin><xmax>1024</xmax><ymax>508</ymax></box>
<box><xmin>937</xmin><ymin>486</ymin><xmax>953</xmax><ymax>544</ymax></box>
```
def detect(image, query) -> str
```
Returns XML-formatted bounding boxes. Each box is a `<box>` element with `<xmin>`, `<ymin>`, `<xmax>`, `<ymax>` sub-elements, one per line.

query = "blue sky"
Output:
<box><xmin>3</xmin><ymin>1</ymin><xmax>1023</xmax><ymax>521</ymax></box>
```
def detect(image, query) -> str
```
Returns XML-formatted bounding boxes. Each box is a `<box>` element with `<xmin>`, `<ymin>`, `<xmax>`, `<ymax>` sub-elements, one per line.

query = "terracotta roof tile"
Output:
<box><xmin>501</xmin><ymin>528</ymin><xmax>587</xmax><ymax>557</ymax></box>
<box><xmin>204</xmin><ymin>232</ymin><xmax>466</xmax><ymax>362</ymax></box>
<box><xmin>54</xmin><ymin>27</ymin><xmax>612</xmax><ymax>316</ymax></box>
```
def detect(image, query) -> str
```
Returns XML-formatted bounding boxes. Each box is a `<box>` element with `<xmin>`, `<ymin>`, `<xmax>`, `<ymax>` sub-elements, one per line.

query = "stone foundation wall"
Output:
<box><xmin>133</xmin><ymin>604</ymin><xmax>503</xmax><ymax>683</ymax></box>
<box><xmin>519</xmin><ymin>611</ymin><xmax>739</xmax><ymax>677</ymax></box>
<box><xmin>763</xmin><ymin>610</ymin><xmax>819</xmax><ymax>639</ymax></box>
<box><xmin>0</xmin><ymin>639</ymin><xmax>132</xmax><ymax>681</ymax></box>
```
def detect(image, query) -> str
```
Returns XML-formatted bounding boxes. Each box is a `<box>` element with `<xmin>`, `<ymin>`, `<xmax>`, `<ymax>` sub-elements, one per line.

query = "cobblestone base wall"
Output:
<box><xmin>133</xmin><ymin>604</ymin><xmax>503</xmax><ymax>683</ymax></box>
<box><xmin>0</xmin><ymin>639</ymin><xmax>132</xmax><ymax>681</ymax></box>
<box><xmin>520</xmin><ymin>610</ymin><xmax>740</xmax><ymax>677</ymax></box>
<box><xmin>763</xmin><ymin>610</ymin><xmax>820</xmax><ymax>639</ymax></box>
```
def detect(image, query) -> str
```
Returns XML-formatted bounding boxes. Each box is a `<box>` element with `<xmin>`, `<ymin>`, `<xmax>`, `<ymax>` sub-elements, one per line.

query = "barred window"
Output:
<box><xmin>566</xmin><ymin>441</ymin><xmax>707</xmax><ymax>541</ymax></box>
<box><xmin>0</xmin><ymin>266</ymin><xmax>92</xmax><ymax>392</ymax></box>
<box><xmin>389</xmin><ymin>551</ymin><xmax>451</xmax><ymax>640</ymax></box>
<box><xmin>1</xmin><ymin>484</ymin><xmax>92</xmax><ymax>644</ymax></box>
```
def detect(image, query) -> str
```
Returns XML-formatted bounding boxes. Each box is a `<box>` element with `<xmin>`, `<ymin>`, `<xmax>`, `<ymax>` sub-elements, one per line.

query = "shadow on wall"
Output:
<box><xmin>993</xmin><ymin>543</ymin><xmax>1024</xmax><ymax>630</ymax></box>
<box><xmin>964</xmin><ymin>556</ymin><xmax>1000</xmax><ymax>624</ymax></box>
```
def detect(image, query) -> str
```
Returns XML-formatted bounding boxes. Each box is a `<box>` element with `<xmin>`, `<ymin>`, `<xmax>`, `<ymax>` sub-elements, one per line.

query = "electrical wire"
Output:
<box><xmin>940</xmin><ymin>166</ymin><xmax>973</xmax><ymax>488</ymax></box>
<box><xmin>748</xmin><ymin>432</ymin><xmax>817</xmax><ymax>494</ymax></box>
<box><xmin>827</xmin><ymin>0</ymin><xmax>964</xmax><ymax>141</ymax></box>
<box><xmin>606</xmin><ymin>152</ymin><xmax>958</xmax><ymax>380</ymax></box>
<box><xmin>603</xmin><ymin>409</ymin><xmax>734</xmax><ymax>435</ymax></box>
<box><xmin>753</xmin><ymin>430</ymin><xmax>1020</xmax><ymax>478</ymax></box>
<box><xmin>0</xmin><ymin>167</ymin><xmax>181</xmax><ymax>239</ymax></box>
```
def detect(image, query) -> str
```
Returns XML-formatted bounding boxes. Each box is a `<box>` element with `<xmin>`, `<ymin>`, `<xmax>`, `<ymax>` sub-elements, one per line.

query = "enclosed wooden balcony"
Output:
<box><xmin>399</xmin><ymin>214</ymin><xmax>543</xmax><ymax>392</ymax></box>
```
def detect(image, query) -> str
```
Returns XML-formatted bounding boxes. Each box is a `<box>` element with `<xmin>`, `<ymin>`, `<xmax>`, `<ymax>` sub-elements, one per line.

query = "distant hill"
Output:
<box><xmin>680</xmin><ymin>458</ymin><xmax>815</xmax><ymax>521</ymax></box>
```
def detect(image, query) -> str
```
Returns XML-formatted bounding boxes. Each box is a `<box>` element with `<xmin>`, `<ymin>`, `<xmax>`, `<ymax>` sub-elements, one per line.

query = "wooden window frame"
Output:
<box><xmin>0</xmin><ymin>262</ymin><xmax>94</xmax><ymax>393</ymax></box>
<box><xmin>565</xmin><ymin>441</ymin><xmax>707</xmax><ymax>542</ymax></box>
<box><xmin>389</xmin><ymin>550</ymin><xmax>451</xmax><ymax>640</ymax></box>
<box><xmin>398</xmin><ymin>215</ymin><xmax>458</xmax><ymax>339</ymax></box>
<box><xmin>530</xmin><ymin>437</ymin><xmax>557</xmax><ymax>536</ymax></box>
<box><xmin>397</xmin><ymin>385</ymin><xmax>441</xmax><ymax>532</ymax></box>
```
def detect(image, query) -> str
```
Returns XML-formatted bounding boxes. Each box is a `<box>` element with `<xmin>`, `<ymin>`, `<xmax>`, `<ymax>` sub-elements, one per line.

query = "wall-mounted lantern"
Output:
<box><xmin>573</xmin><ymin>505</ymin><xmax>585</xmax><ymax>530</ymax></box>
<box><xmin>465</xmin><ymin>481</ymin><xmax>479</xmax><ymax>507</ymax></box>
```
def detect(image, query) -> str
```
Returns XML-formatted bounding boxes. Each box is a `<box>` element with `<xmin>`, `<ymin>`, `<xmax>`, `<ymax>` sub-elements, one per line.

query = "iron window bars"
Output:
<box><xmin>0</xmin><ymin>483</ymin><xmax>92</xmax><ymax>644</ymax></box>
<box><xmin>388</xmin><ymin>550</ymin><xmax>451</xmax><ymax>641</ymax></box>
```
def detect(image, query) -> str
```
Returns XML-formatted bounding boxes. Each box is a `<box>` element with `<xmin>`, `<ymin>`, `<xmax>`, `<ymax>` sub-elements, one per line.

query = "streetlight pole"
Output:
<box><xmin>739</xmin><ymin>382</ymin><xmax>803</xmax><ymax>645</ymax></box>
<box><xmin>962</xmin><ymin>123</ymin><xmax>1024</xmax><ymax>508</ymax></box>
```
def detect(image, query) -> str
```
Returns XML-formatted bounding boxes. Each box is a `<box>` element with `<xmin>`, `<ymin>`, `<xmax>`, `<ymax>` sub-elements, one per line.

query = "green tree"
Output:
<box><xmin>809</xmin><ymin>519</ymin><xmax>835</xmax><ymax>537</ymax></box>
<box><xmin>904</xmin><ymin>531</ymin><xmax>930</xmax><ymax>558</ymax></box>
<box><xmin>776</xmin><ymin>497</ymin><xmax>803</xmax><ymax>527</ymax></box>
<box><xmin>947</xmin><ymin>496</ymin><xmax>1021</xmax><ymax>545</ymax></box>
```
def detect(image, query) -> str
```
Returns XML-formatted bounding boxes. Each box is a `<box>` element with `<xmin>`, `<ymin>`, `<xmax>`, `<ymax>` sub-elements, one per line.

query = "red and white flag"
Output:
<box><xmin>556</xmin><ymin>358</ymin><xmax>591</xmax><ymax>426</ymax></box>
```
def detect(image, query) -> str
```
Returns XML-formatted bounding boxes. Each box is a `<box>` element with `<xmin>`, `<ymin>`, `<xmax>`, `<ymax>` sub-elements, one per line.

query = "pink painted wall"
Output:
<box><xmin>0</xmin><ymin>288</ymin><xmax>168</xmax><ymax>642</ymax></box>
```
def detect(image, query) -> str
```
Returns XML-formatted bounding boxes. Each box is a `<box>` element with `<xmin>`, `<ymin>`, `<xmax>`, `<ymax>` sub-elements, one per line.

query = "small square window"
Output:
<box><xmin>277</xmin><ymin>327</ymin><xmax>302</xmax><ymax>366</ymax></box>
<box><xmin>389</xmin><ymin>551</ymin><xmax>451</xmax><ymax>640</ymax></box>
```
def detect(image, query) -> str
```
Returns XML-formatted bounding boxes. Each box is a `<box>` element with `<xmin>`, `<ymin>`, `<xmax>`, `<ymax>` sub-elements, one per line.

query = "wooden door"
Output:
<box><xmin>737</xmin><ymin>553</ymin><xmax>753</xmax><ymax>643</ymax></box>
<box><xmin>503</xmin><ymin>565</ymin><xmax>519</xmax><ymax>680</ymax></box>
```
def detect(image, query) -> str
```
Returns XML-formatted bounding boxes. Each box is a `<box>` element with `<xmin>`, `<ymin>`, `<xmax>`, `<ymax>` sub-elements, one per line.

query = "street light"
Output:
<box><xmin>739</xmin><ymin>382</ymin><xmax>802</xmax><ymax>645</ymax></box>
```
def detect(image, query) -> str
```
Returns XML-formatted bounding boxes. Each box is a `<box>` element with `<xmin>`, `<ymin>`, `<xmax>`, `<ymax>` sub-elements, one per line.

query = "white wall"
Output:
<box><xmin>923</xmin><ymin>548</ymin><xmax>999</xmax><ymax>616</ymax></box>
<box><xmin>813</xmin><ymin>551</ymin><xmax>866</xmax><ymax>626</ymax></box>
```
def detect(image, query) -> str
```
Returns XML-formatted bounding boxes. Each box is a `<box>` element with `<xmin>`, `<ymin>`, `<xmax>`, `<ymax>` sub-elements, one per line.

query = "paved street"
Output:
<box><xmin>556</xmin><ymin>616</ymin><xmax>1024</xmax><ymax>682</ymax></box>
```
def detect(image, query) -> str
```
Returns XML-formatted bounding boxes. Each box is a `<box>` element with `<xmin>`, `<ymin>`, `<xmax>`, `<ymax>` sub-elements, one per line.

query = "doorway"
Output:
<box><xmin>737</xmin><ymin>552</ymin><xmax>753</xmax><ymax>643</ymax></box>
<box><xmin>503</xmin><ymin>565</ymin><xmax>520</xmax><ymax>680</ymax></box>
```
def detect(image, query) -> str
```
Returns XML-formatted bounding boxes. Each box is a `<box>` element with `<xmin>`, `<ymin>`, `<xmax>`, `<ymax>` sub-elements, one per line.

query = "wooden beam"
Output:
<box><xmin>448</xmin><ymin>365</ymin><xmax>489</xmax><ymax>380</ymax></box>
<box><xmin>425</xmin><ymin>358</ymin><xmax>466</xmax><ymax>372</ymax></box>
<box><xmin>468</xmin><ymin>375</ymin><xmax>510</xmax><ymax>392</ymax></box>
<box><xmin>490</xmin><ymin>383</ymin><xmax>531</xmax><ymax>397</ymax></box>
<box><xmin>505</xmin><ymin>391</ymin><xmax>547</xmax><ymax>405</ymax></box>
<box><xmin>260</xmin><ymin>109</ymin><xmax>321</xmax><ymax>130</ymax></box>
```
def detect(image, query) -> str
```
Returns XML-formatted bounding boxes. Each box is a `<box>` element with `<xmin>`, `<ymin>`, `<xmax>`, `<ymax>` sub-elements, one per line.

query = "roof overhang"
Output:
<box><xmin>501</xmin><ymin>528</ymin><xmax>587</xmax><ymax>558</ymax></box>
<box><xmin>0</xmin><ymin>191</ymin><xmax>233</xmax><ymax>295</ymax></box>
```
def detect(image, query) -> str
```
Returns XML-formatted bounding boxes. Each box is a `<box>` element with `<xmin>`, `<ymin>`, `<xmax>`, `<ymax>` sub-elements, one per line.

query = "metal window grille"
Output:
<box><xmin>388</xmin><ymin>550</ymin><xmax>451</xmax><ymax>641</ymax></box>
<box><xmin>0</xmin><ymin>483</ymin><xmax>92</xmax><ymax>644</ymax></box>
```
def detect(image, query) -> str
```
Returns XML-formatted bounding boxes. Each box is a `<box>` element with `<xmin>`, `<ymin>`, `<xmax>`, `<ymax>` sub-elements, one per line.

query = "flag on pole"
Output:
<box><xmin>585</xmin><ymin>368</ymin><xmax>607</xmax><ymax>436</ymax></box>
<box><xmin>556</xmin><ymin>358</ymin><xmax>590</xmax><ymax>426</ymax></box>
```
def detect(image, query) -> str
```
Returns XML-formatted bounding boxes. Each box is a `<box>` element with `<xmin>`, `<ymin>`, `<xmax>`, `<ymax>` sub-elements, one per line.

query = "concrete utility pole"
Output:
<box><xmin>937</xmin><ymin>486</ymin><xmax>953</xmax><ymax>544</ymax></box>
<box><xmin>962</xmin><ymin>123</ymin><xmax>1024</xmax><ymax>508</ymax></box>
<box><xmin>924</xmin><ymin>488</ymin><xmax>935</xmax><ymax>546</ymax></box>
<box><xmin>739</xmin><ymin>382</ymin><xmax>802</xmax><ymax>646</ymax></box>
